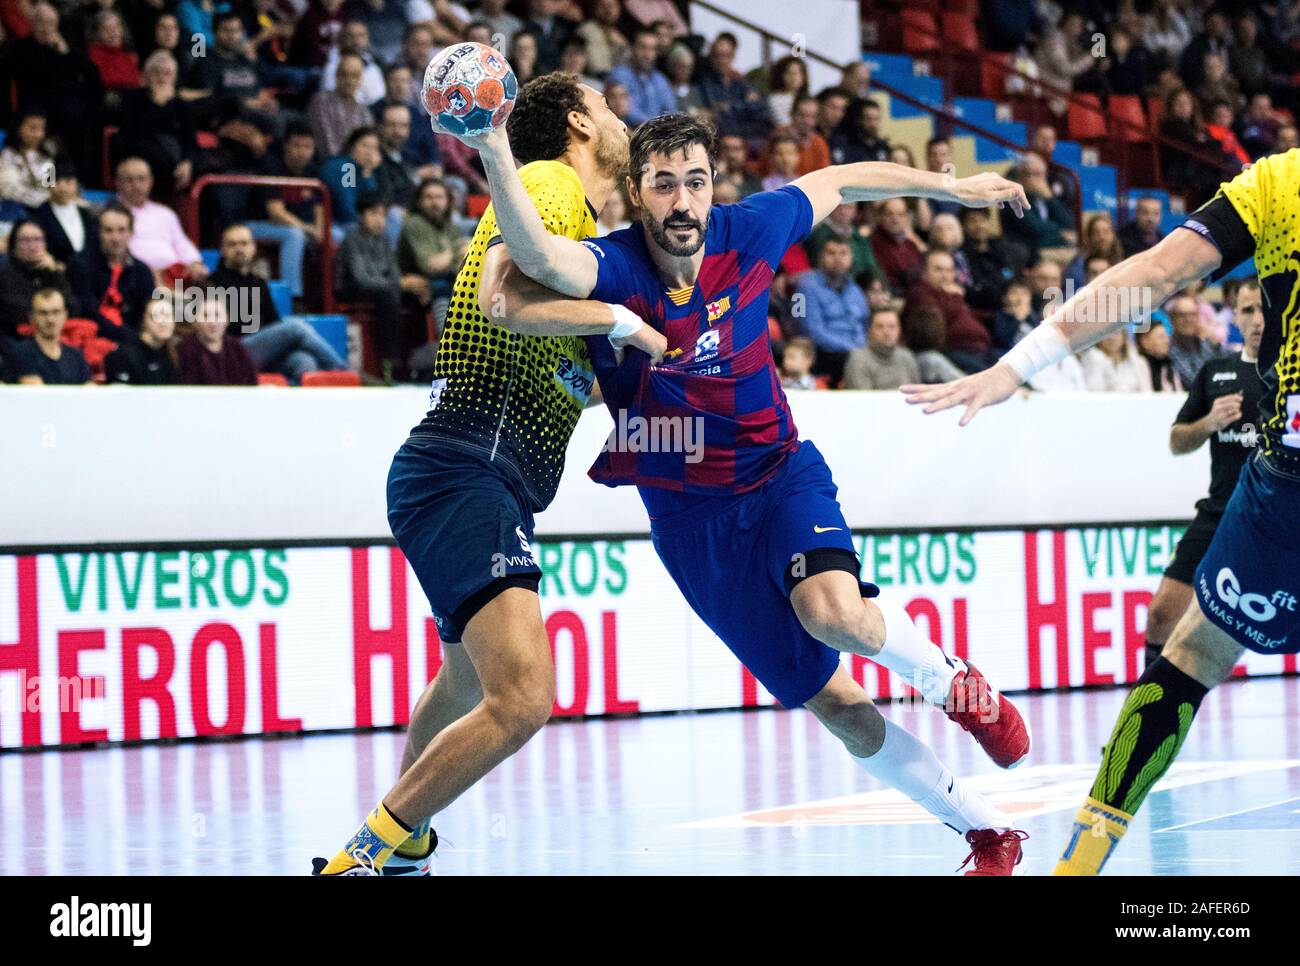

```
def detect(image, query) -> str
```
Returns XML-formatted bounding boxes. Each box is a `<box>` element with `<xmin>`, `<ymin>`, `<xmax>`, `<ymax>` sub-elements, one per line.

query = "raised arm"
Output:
<box><xmin>791</xmin><ymin>162</ymin><xmax>1029</xmax><ymax>225</ymax></box>
<box><xmin>454</xmin><ymin>125</ymin><xmax>600</xmax><ymax>297</ymax></box>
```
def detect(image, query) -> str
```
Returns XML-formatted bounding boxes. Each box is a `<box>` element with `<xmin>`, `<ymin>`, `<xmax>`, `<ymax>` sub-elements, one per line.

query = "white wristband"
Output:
<box><xmin>1000</xmin><ymin>323</ymin><xmax>1073</xmax><ymax>382</ymax></box>
<box><xmin>607</xmin><ymin>304</ymin><xmax>643</xmax><ymax>341</ymax></box>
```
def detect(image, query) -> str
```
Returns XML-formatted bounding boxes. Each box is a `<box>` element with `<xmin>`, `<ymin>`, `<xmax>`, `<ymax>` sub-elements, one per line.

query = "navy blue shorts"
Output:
<box><xmin>649</xmin><ymin>440</ymin><xmax>878</xmax><ymax>708</ymax></box>
<box><xmin>1194</xmin><ymin>456</ymin><xmax>1300</xmax><ymax>654</ymax></box>
<box><xmin>387</xmin><ymin>435</ymin><xmax>542</xmax><ymax>643</ymax></box>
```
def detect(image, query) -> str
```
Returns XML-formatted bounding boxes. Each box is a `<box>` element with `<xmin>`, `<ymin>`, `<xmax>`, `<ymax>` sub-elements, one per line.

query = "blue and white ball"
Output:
<box><xmin>422</xmin><ymin>41</ymin><xmax>518</xmax><ymax>138</ymax></box>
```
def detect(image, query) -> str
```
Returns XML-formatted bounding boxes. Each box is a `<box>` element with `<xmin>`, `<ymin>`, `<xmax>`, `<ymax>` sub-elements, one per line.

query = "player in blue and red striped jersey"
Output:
<box><xmin>462</xmin><ymin>111</ymin><xmax>1034</xmax><ymax>874</ymax></box>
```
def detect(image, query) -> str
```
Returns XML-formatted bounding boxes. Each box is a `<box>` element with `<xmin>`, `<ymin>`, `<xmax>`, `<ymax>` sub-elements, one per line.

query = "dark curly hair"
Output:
<box><xmin>506</xmin><ymin>72</ymin><xmax>589</xmax><ymax>165</ymax></box>
<box><xmin>629</xmin><ymin>113</ymin><xmax>717</xmax><ymax>188</ymax></box>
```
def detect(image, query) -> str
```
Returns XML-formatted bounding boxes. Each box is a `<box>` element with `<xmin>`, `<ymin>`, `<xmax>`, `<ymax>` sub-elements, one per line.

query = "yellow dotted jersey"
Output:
<box><xmin>410</xmin><ymin>160</ymin><xmax>598</xmax><ymax>511</ymax></box>
<box><xmin>1192</xmin><ymin>149</ymin><xmax>1300</xmax><ymax>480</ymax></box>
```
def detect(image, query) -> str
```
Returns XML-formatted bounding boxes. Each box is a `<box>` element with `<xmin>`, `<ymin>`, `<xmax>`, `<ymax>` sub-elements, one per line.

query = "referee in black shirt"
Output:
<box><xmin>1144</xmin><ymin>277</ymin><xmax>1266</xmax><ymax>667</ymax></box>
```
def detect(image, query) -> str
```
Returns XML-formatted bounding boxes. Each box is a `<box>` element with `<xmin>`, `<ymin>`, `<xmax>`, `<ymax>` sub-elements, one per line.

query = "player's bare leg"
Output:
<box><xmin>791</xmin><ymin>570</ymin><xmax>1030</xmax><ymax>768</ymax></box>
<box><xmin>400</xmin><ymin>644</ymin><xmax>483</xmax><ymax>775</ymax></box>
<box><xmin>315</xmin><ymin>588</ymin><xmax>553</xmax><ymax>874</ymax></box>
<box><xmin>1054</xmin><ymin>600</ymin><xmax>1242</xmax><ymax>875</ymax></box>
<box><xmin>803</xmin><ymin>666</ymin><xmax>1026</xmax><ymax>874</ymax></box>
<box><xmin>1144</xmin><ymin>576</ymin><xmax>1194</xmax><ymax>668</ymax></box>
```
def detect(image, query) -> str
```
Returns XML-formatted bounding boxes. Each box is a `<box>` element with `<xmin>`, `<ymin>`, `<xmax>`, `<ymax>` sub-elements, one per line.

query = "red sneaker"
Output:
<box><xmin>944</xmin><ymin>661</ymin><xmax>1030</xmax><ymax>768</ymax></box>
<box><xmin>959</xmin><ymin>829</ymin><xmax>1029</xmax><ymax>876</ymax></box>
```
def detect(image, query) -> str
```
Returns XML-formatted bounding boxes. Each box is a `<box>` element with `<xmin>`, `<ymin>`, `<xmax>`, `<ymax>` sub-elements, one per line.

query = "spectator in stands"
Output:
<box><xmin>322</xmin><ymin>20</ymin><xmax>386</xmax><ymax>107</ymax></box>
<box><xmin>114</xmin><ymin>157</ymin><xmax>208</xmax><ymax>285</ymax></box>
<box><xmin>576</xmin><ymin>0</ymin><xmax>629</xmax><ymax>76</ymax></box>
<box><xmin>1160</xmin><ymin>87</ymin><xmax>1237</xmax><ymax>202</ymax></box>
<box><xmin>604</xmin><ymin>81</ymin><xmax>632</xmax><ymax>124</ymax></box>
<box><xmin>374</xmin><ymin>62</ymin><xmax>442</xmax><ymax>179</ymax></box>
<box><xmin>924</xmin><ymin>138</ymin><xmax>962</xmax><ymax>218</ymax></box>
<box><xmin>2</xmin><ymin>3</ymin><xmax>104</xmax><ymax>184</ymax></box>
<box><xmin>87</xmin><ymin>10</ymin><xmax>141</xmax><ymax>95</ymax></box>
<box><xmin>68</xmin><ymin>203</ymin><xmax>156</xmax><ymax>344</ymax></box>
<box><xmin>398</xmin><ymin>177</ymin><xmax>466</xmax><ymax>325</ymax></box>
<box><xmin>248</xmin><ymin>121</ymin><xmax>323</xmax><ymax>301</ymax></box>
<box><xmin>1180</xmin><ymin>8</ymin><xmax>1233</xmax><ymax>92</ymax></box>
<box><xmin>606</xmin><ymin>27</ymin><xmax>675</xmax><ymax>127</ymax></box>
<box><xmin>0</xmin><ymin>111</ymin><xmax>54</xmax><ymax>214</ymax></box>
<box><xmin>1145</xmin><ymin>0</ymin><xmax>1194</xmax><ymax>66</ymax></box>
<box><xmin>785</xmin><ymin>95</ymin><xmax>831</xmax><ymax>175</ymax></box>
<box><xmin>830</xmin><ymin>97</ymin><xmax>891</xmax><ymax>165</ymax></box>
<box><xmin>843</xmin><ymin>308</ymin><xmax>920</xmax><ymax>390</ymax></box>
<box><xmin>336</xmin><ymin>190</ymin><xmax>404</xmax><ymax>381</ymax></box>
<box><xmin>793</xmin><ymin>237</ymin><xmax>869</xmax><ymax>385</ymax></box>
<box><xmin>209</xmin><ymin>222</ymin><xmax>349</xmax><ymax>382</ymax></box>
<box><xmin>807</xmin><ymin>202</ymin><xmax>880</xmax><ymax>287</ymax></box>
<box><xmin>698</xmin><ymin>32</ymin><xmax>770</xmax><ymax>145</ymax></box>
<box><xmin>927</xmin><ymin>213</ymin><xmax>972</xmax><ymax>290</ymax></box>
<box><xmin>983</xmin><ymin>0</ymin><xmax>1041</xmax><ymax>52</ymax></box>
<box><xmin>716</xmin><ymin>133</ymin><xmax>761</xmax><ymax>199</ymax></box>
<box><xmin>1235</xmin><ymin>92</ymin><xmax>1282</xmax><ymax>157</ymax></box>
<box><xmin>521</xmin><ymin>0</ymin><xmax>576</xmax><ymax>74</ymax></box>
<box><xmin>888</xmin><ymin>144</ymin><xmax>934</xmax><ymax>232</ymax></box>
<box><xmin>1082</xmin><ymin>329</ymin><xmax>1150</xmax><ymax>392</ymax></box>
<box><xmin>960</xmin><ymin>206</ymin><xmax>1027</xmax><ymax>313</ymax></box>
<box><xmin>816</xmin><ymin>88</ymin><xmax>852</xmax><ymax>145</ymax></box>
<box><xmin>1118</xmin><ymin>196</ymin><xmax>1165</xmax><ymax>257</ymax></box>
<box><xmin>309</xmin><ymin>51</ymin><xmax>373</xmax><ymax>157</ymax></box>
<box><xmin>509</xmin><ymin>29</ymin><xmax>542</xmax><ymax>87</ymax></box>
<box><xmin>626</xmin><ymin>0</ymin><xmax>688</xmax><ymax>36</ymax></box>
<box><xmin>840</xmin><ymin>62</ymin><xmax>871</xmax><ymax>100</ymax></box>
<box><xmin>192</xmin><ymin>12</ymin><xmax>280</xmax><ymax>121</ymax></box>
<box><xmin>399</xmin><ymin>22</ymin><xmax>437</xmax><ymax>103</ymax></box>
<box><xmin>1028</xmin><ymin>257</ymin><xmax>1064</xmax><ymax>318</ymax></box>
<box><xmin>176</xmin><ymin>0</ymin><xmax>217</xmax><ymax>48</ymax></box>
<box><xmin>562</xmin><ymin>36</ymin><xmax>604</xmax><ymax>91</ymax></box>
<box><xmin>1195</xmin><ymin>51</ymin><xmax>1240</xmax><ymax>113</ymax></box>
<box><xmin>597</xmin><ymin>185</ymin><xmax>633</xmax><ymax>233</ymax></box>
<box><xmin>376</xmin><ymin>103</ymin><xmax>422</xmax><ymax>217</ymax></box>
<box><xmin>1206</xmin><ymin>101</ymin><xmax>1251</xmax><ymax>165</ymax></box>
<box><xmin>321</xmin><ymin>126</ymin><xmax>382</xmax><ymax>241</ymax></box>
<box><xmin>2</xmin><ymin>288</ymin><xmax>90</xmax><ymax>385</ymax></box>
<box><xmin>1166</xmin><ymin>293</ymin><xmax>1227</xmax><ymax>388</ymax></box>
<box><xmin>903</xmin><ymin>302</ymin><xmax>966</xmax><ymax>383</ymax></box>
<box><xmin>761</xmin><ymin>133</ymin><xmax>801</xmax><ymax>192</ymax></box>
<box><xmin>479</xmin><ymin>0</ymin><xmax>525</xmax><ymax>53</ymax></box>
<box><xmin>1002</xmin><ymin>152</ymin><xmax>1075</xmax><ymax>258</ymax></box>
<box><xmin>0</xmin><ymin>219</ymin><xmax>78</xmax><ymax>340</ymax></box>
<box><xmin>1035</xmin><ymin>10</ymin><xmax>1099</xmax><ymax>95</ymax></box>
<box><xmin>1276</xmin><ymin>124</ymin><xmax>1300</xmax><ymax>153</ymax></box>
<box><xmin>663</xmin><ymin>43</ymin><xmax>704</xmax><ymax>117</ymax></box>
<box><xmin>349</xmin><ymin>0</ymin><xmax>405</xmax><ymax>66</ymax></box>
<box><xmin>113</xmin><ymin>51</ymin><xmax>199</xmax><ymax>197</ymax></box>
<box><xmin>105</xmin><ymin>296</ymin><xmax>179</xmax><ymax>385</ymax></box>
<box><xmin>765</xmin><ymin>55</ymin><xmax>808</xmax><ymax>129</ymax></box>
<box><xmin>778</xmin><ymin>336</ymin><xmax>818</xmax><ymax>390</ymax></box>
<box><xmin>176</xmin><ymin>293</ymin><xmax>259</xmax><ymax>386</ymax></box>
<box><xmin>32</xmin><ymin>159</ymin><xmax>95</xmax><ymax>264</ymax></box>
<box><xmin>1136</xmin><ymin>323</ymin><xmax>1182</xmax><ymax>391</ymax></box>
<box><xmin>871</xmin><ymin>198</ymin><xmax>927</xmax><ymax>293</ymax></box>
<box><xmin>289</xmin><ymin>0</ymin><xmax>349</xmax><ymax>68</ymax></box>
<box><xmin>1026</xmin><ymin>336</ymin><xmax>1088</xmax><ymax>392</ymax></box>
<box><xmin>906</xmin><ymin>249</ymin><xmax>996</xmax><ymax>375</ymax></box>
<box><xmin>1064</xmin><ymin>212</ymin><xmax>1124</xmax><ymax>290</ymax></box>
<box><xmin>1029</xmin><ymin>124</ymin><xmax>1078</xmax><ymax>211</ymax></box>
<box><xmin>990</xmin><ymin>277</ymin><xmax>1038</xmax><ymax>351</ymax></box>
<box><xmin>148</xmin><ymin>13</ymin><xmax>196</xmax><ymax>83</ymax></box>
<box><xmin>1100</xmin><ymin>27</ymin><xmax>1151</xmax><ymax>98</ymax></box>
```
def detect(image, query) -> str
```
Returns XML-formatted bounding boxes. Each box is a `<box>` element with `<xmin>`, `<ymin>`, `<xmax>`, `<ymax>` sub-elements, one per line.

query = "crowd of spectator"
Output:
<box><xmin>0</xmin><ymin>0</ymin><xmax>1291</xmax><ymax>390</ymax></box>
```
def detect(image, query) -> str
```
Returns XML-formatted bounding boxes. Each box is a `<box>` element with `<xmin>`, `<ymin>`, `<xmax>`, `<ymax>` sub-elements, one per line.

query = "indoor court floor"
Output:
<box><xmin>4</xmin><ymin>676</ymin><xmax>1299</xmax><ymax>876</ymax></box>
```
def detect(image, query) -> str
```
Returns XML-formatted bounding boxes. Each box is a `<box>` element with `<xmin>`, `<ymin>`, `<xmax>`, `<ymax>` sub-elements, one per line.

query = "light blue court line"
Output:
<box><xmin>1154</xmin><ymin>796</ymin><xmax>1300</xmax><ymax>833</ymax></box>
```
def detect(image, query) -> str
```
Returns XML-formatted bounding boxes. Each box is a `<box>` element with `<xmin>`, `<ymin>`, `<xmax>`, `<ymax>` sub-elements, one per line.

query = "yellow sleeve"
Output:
<box><xmin>481</xmin><ymin>160</ymin><xmax>592</xmax><ymax>246</ymax></box>
<box><xmin>1218</xmin><ymin>154</ymin><xmax>1275</xmax><ymax>244</ymax></box>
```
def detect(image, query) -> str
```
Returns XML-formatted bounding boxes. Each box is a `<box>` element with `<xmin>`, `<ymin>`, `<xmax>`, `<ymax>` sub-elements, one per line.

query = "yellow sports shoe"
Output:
<box><xmin>1053</xmin><ymin>797</ymin><xmax>1133</xmax><ymax>876</ymax></box>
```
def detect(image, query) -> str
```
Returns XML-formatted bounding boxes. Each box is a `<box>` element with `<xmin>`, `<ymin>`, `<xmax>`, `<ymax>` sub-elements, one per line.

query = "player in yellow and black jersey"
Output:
<box><xmin>904</xmin><ymin>148</ymin><xmax>1300</xmax><ymax>875</ymax></box>
<box><xmin>313</xmin><ymin>74</ymin><xmax>663</xmax><ymax>876</ymax></box>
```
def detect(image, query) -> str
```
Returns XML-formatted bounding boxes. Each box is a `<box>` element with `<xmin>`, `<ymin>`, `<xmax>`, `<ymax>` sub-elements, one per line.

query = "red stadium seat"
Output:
<box><xmin>901</xmin><ymin>10</ymin><xmax>939</xmax><ymax>53</ymax></box>
<box><xmin>258</xmin><ymin>372</ymin><xmax>289</xmax><ymax>386</ymax></box>
<box><xmin>466</xmin><ymin>194</ymin><xmax>490</xmax><ymax>218</ymax></box>
<box><xmin>941</xmin><ymin>12</ymin><xmax>979</xmax><ymax>52</ymax></box>
<box><xmin>942</xmin><ymin>0</ymin><xmax>979</xmax><ymax>14</ymax></box>
<box><xmin>1067</xmin><ymin>94</ymin><xmax>1107</xmax><ymax>140</ymax></box>
<box><xmin>980</xmin><ymin>53</ymin><xmax>1011</xmax><ymax>99</ymax></box>
<box><xmin>1109</xmin><ymin>95</ymin><xmax>1148</xmax><ymax>141</ymax></box>
<box><xmin>80</xmin><ymin>336</ymin><xmax>117</xmax><ymax>371</ymax></box>
<box><xmin>301</xmin><ymin>370</ymin><xmax>361</xmax><ymax>387</ymax></box>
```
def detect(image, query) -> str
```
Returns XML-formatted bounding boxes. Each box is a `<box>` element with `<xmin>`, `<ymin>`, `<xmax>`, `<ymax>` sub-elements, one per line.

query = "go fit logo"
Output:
<box><xmin>49</xmin><ymin>896</ymin><xmax>151</xmax><ymax>946</ymax></box>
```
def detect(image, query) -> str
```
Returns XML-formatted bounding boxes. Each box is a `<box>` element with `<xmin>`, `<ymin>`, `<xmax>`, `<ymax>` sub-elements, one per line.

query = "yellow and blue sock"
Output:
<box><xmin>394</xmin><ymin>819</ymin><xmax>432</xmax><ymax>860</ymax></box>
<box><xmin>321</xmin><ymin>802</ymin><xmax>413</xmax><ymax>874</ymax></box>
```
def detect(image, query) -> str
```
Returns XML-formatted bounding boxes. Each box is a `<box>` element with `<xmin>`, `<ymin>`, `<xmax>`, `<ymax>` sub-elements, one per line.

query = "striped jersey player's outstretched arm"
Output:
<box><xmin>790</xmin><ymin>162</ymin><xmax>1030</xmax><ymax>225</ymax></box>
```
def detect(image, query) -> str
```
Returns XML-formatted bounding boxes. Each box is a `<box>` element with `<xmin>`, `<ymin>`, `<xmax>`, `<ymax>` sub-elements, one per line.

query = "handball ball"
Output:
<box><xmin>422</xmin><ymin>42</ymin><xmax>518</xmax><ymax>137</ymax></box>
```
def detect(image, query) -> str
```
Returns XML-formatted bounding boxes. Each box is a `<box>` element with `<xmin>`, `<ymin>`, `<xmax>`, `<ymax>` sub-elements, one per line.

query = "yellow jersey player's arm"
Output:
<box><xmin>469</xmin><ymin>127</ymin><xmax>601</xmax><ymax>297</ymax></box>
<box><xmin>479</xmin><ymin>252</ymin><xmax>667</xmax><ymax>362</ymax></box>
<box><xmin>792</xmin><ymin>162</ymin><xmax>1030</xmax><ymax>225</ymax></box>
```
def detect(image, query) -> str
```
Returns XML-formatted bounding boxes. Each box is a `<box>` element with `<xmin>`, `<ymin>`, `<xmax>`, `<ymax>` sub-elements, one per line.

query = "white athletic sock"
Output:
<box><xmin>854</xmin><ymin>719</ymin><xmax>1009</xmax><ymax>834</ymax></box>
<box><xmin>871</xmin><ymin>596</ymin><xmax>964</xmax><ymax>706</ymax></box>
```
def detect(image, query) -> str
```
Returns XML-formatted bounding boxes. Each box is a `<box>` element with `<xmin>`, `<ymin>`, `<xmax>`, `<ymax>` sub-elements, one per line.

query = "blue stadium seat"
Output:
<box><xmin>973</xmin><ymin>121</ymin><xmax>1027</xmax><ymax>164</ymax></box>
<box><xmin>81</xmin><ymin>189</ymin><xmax>113</xmax><ymax>206</ymax></box>
<box><xmin>880</xmin><ymin>74</ymin><xmax>944</xmax><ymax>118</ymax></box>
<box><xmin>1052</xmin><ymin>140</ymin><xmax>1084</xmax><ymax>171</ymax></box>
<box><xmin>860</xmin><ymin>52</ymin><xmax>915</xmax><ymax>85</ymax></box>
<box><xmin>950</xmin><ymin>97</ymin><xmax>998</xmax><ymax>130</ymax></box>
<box><xmin>268</xmin><ymin>280</ymin><xmax>292</xmax><ymax>320</ymax></box>
<box><xmin>300</xmin><ymin>314</ymin><xmax>349</xmax><ymax>362</ymax></box>
<box><xmin>1078</xmin><ymin>164</ymin><xmax>1118</xmax><ymax>211</ymax></box>
<box><xmin>200</xmin><ymin>249</ymin><xmax>220</xmax><ymax>272</ymax></box>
